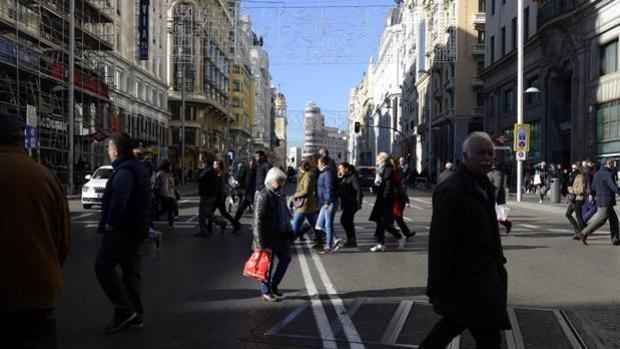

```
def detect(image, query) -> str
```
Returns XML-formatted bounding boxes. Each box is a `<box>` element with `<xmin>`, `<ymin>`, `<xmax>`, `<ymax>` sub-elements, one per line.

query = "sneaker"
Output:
<box><xmin>128</xmin><ymin>313</ymin><xmax>143</xmax><ymax>328</ymax></box>
<box><xmin>271</xmin><ymin>286</ymin><xmax>285</xmax><ymax>300</ymax></box>
<box><xmin>262</xmin><ymin>293</ymin><xmax>278</xmax><ymax>302</ymax></box>
<box><xmin>343</xmin><ymin>239</ymin><xmax>357</xmax><ymax>248</ymax></box>
<box><xmin>332</xmin><ymin>239</ymin><xmax>344</xmax><ymax>251</ymax></box>
<box><xmin>103</xmin><ymin>312</ymin><xmax>137</xmax><ymax>334</ymax></box>
<box><xmin>539</xmin><ymin>199</ymin><xmax>543</xmax><ymax>203</ymax></box>
<box><xmin>370</xmin><ymin>244</ymin><xmax>385</xmax><ymax>252</ymax></box>
<box><xmin>577</xmin><ymin>232</ymin><xmax>588</xmax><ymax>245</ymax></box>
<box><xmin>398</xmin><ymin>237</ymin><xmax>406</xmax><ymax>249</ymax></box>
<box><xmin>318</xmin><ymin>247</ymin><xmax>332</xmax><ymax>254</ymax></box>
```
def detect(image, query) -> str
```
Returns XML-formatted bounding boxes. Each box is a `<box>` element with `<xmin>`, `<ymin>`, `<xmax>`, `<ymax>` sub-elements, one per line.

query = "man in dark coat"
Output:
<box><xmin>0</xmin><ymin>113</ymin><xmax>71</xmax><ymax>348</ymax></box>
<box><xmin>233</xmin><ymin>158</ymin><xmax>257</xmax><ymax>226</ymax></box>
<box><xmin>254</xmin><ymin>150</ymin><xmax>272</xmax><ymax>193</ymax></box>
<box><xmin>95</xmin><ymin>133</ymin><xmax>152</xmax><ymax>334</ymax></box>
<box><xmin>421</xmin><ymin>132</ymin><xmax>510</xmax><ymax>348</ymax></box>
<box><xmin>195</xmin><ymin>158</ymin><xmax>226</xmax><ymax>236</ymax></box>
<box><xmin>577</xmin><ymin>159</ymin><xmax>620</xmax><ymax>245</ymax></box>
<box><xmin>488</xmin><ymin>160</ymin><xmax>512</xmax><ymax>234</ymax></box>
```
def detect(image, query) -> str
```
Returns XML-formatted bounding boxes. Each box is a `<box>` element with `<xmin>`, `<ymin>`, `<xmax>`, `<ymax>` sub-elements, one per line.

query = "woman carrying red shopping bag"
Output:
<box><xmin>250</xmin><ymin>167</ymin><xmax>293</xmax><ymax>302</ymax></box>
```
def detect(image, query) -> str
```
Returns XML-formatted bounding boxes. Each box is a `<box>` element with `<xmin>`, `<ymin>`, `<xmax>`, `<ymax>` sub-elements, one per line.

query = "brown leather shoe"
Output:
<box><xmin>612</xmin><ymin>238</ymin><xmax>620</xmax><ymax>246</ymax></box>
<box><xmin>577</xmin><ymin>232</ymin><xmax>588</xmax><ymax>245</ymax></box>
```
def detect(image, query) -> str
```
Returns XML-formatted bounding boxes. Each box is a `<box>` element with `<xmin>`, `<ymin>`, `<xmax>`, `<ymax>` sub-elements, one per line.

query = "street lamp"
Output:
<box><xmin>176</xmin><ymin>69</ymin><xmax>186</xmax><ymax>186</ymax></box>
<box><xmin>418</xmin><ymin>69</ymin><xmax>433</xmax><ymax>183</ymax></box>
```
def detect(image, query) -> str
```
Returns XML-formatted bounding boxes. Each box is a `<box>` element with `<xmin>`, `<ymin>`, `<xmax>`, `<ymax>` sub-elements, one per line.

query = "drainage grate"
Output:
<box><xmin>257</xmin><ymin>299</ymin><xmax>588</xmax><ymax>349</ymax></box>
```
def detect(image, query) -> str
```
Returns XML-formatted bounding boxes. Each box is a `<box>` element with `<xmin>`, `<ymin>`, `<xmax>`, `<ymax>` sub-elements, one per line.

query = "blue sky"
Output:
<box><xmin>241</xmin><ymin>0</ymin><xmax>394</xmax><ymax>148</ymax></box>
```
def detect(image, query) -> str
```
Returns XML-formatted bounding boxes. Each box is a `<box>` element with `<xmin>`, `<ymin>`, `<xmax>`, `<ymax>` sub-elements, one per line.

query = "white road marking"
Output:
<box><xmin>547</xmin><ymin>228</ymin><xmax>570</xmax><ymax>233</ymax></box>
<box><xmin>310</xmin><ymin>250</ymin><xmax>365</xmax><ymax>348</ymax></box>
<box><xmin>185</xmin><ymin>214</ymin><xmax>198</xmax><ymax>223</ymax></box>
<box><xmin>73</xmin><ymin>213</ymin><xmax>94</xmax><ymax>220</ymax></box>
<box><xmin>403</xmin><ymin>216</ymin><xmax>413</xmax><ymax>222</ymax></box>
<box><xmin>85</xmin><ymin>224</ymin><xmax>98</xmax><ymax>228</ymax></box>
<box><xmin>362</xmin><ymin>199</ymin><xmax>369</xmax><ymax>205</ymax></box>
<box><xmin>178</xmin><ymin>199</ymin><xmax>190</xmax><ymax>204</ymax></box>
<box><xmin>521</xmin><ymin>224</ymin><xmax>541</xmax><ymax>229</ymax></box>
<box><xmin>295</xmin><ymin>245</ymin><xmax>336</xmax><ymax>348</ymax></box>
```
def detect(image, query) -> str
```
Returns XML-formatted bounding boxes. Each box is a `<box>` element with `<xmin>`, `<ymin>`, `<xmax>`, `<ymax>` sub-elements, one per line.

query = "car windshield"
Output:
<box><xmin>92</xmin><ymin>168</ymin><xmax>113</xmax><ymax>179</ymax></box>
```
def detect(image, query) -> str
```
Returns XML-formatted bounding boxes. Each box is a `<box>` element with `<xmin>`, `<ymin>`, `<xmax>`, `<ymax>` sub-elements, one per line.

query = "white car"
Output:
<box><xmin>81</xmin><ymin>165</ymin><xmax>113</xmax><ymax>209</ymax></box>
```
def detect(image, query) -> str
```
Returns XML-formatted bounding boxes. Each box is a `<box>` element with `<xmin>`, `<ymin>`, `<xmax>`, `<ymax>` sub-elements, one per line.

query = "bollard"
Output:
<box><xmin>550</xmin><ymin>178</ymin><xmax>561</xmax><ymax>203</ymax></box>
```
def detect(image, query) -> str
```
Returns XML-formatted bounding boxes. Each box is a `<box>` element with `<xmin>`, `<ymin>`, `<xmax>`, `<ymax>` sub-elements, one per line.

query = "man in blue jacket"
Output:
<box><xmin>95</xmin><ymin>133</ymin><xmax>152</xmax><ymax>333</ymax></box>
<box><xmin>577</xmin><ymin>159</ymin><xmax>620</xmax><ymax>246</ymax></box>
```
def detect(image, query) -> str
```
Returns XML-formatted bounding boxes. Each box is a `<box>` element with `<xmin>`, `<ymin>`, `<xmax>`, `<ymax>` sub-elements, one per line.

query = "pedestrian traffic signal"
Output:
<box><xmin>354</xmin><ymin>122</ymin><xmax>361</xmax><ymax>133</ymax></box>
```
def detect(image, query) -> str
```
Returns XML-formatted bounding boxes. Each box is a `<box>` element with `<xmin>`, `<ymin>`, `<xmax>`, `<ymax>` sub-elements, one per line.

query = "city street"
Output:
<box><xmin>57</xmin><ymin>186</ymin><xmax>620</xmax><ymax>349</ymax></box>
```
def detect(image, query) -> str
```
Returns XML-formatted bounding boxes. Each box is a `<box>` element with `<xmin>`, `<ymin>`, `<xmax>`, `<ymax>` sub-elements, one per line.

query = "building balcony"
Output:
<box><xmin>472</xmin><ymin>43</ymin><xmax>485</xmax><ymax>56</ymax></box>
<box><xmin>473</xmin><ymin>12</ymin><xmax>485</xmax><ymax>29</ymax></box>
<box><xmin>537</xmin><ymin>0</ymin><xmax>579</xmax><ymax>29</ymax></box>
<box><xmin>445</xmin><ymin>77</ymin><xmax>455</xmax><ymax>90</ymax></box>
<box><xmin>471</xmin><ymin>76</ymin><xmax>484</xmax><ymax>88</ymax></box>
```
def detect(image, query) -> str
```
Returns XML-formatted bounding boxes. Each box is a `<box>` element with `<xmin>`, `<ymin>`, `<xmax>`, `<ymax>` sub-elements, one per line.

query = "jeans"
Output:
<box><xmin>420</xmin><ymin>316</ymin><xmax>501</xmax><ymax>349</ymax></box>
<box><xmin>316</xmin><ymin>201</ymin><xmax>339</xmax><ymax>247</ymax></box>
<box><xmin>233</xmin><ymin>194</ymin><xmax>253</xmax><ymax>222</ymax></box>
<box><xmin>340</xmin><ymin>207</ymin><xmax>357</xmax><ymax>240</ymax></box>
<box><xmin>291</xmin><ymin>212</ymin><xmax>317</xmax><ymax>239</ymax></box>
<box><xmin>260</xmin><ymin>250</ymin><xmax>292</xmax><ymax>294</ymax></box>
<box><xmin>95</xmin><ymin>229</ymin><xmax>144</xmax><ymax>318</ymax></box>
<box><xmin>199</xmin><ymin>196</ymin><xmax>218</xmax><ymax>233</ymax></box>
<box><xmin>565</xmin><ymin>199</ymin><xmax>584</xmax><ymax>233</ymax></box>
<box><xmin>0</xmin><ymin>309</ymin><xmax>57</xmax><ymax>349</ymax></box>
<box><xmin>582</xmin><ymin>205</ymin><xmax>620</xmax><ymax>239</ymax></box>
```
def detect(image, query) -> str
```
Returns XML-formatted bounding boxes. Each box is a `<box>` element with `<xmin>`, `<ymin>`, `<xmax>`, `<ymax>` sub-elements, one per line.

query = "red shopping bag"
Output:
<box><xmin>243</xmin><ymin>249</ymin><xmax>271</xmax><ymax>282</ymax></box>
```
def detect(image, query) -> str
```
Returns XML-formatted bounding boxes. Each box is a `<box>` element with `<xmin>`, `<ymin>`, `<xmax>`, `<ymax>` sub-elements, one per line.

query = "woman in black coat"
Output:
<box><xmin>337</xmin><ymin>162</ymin><xmax>362</xmax><ymax>247</ymax></box>
<box><xmin>251</xmin><ymin>167</ymin><xmax>292</xmax><ymax>302</ymax></box>
<box><xmin>487</xmin><ymin>161</ymin><xmax>512</xmax><ymax>233</ymax></box>
<box><xmin>369</xmin><ymin>152</ymin><xmax>403</xmax><ymax>252</ymax></box>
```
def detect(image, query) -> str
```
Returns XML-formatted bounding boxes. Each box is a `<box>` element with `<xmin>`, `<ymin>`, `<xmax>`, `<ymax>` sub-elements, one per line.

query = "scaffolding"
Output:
<box><xmin>0</xmin><ymin>0</ymin><xmax>114</xmax><ymax>185</ymax></box>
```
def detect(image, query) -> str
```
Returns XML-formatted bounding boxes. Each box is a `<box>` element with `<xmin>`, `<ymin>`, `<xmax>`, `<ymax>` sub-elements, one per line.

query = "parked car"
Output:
<box><xmin>81</xmin><ymin>165</ymin><xmax>113</xmax><ymax>209</ymax></box>
<box><xmin>356</xmin><ymin>166</ymin><xmax>376</xmax><ymax>189</ymax></box>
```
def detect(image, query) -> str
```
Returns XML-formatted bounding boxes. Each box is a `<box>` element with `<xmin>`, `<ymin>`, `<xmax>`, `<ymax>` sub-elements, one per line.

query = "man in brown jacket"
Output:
<box><xmin>0</xmin><ymin>112</ymin><xmax>71</xmax><ymax>348</ymax></box>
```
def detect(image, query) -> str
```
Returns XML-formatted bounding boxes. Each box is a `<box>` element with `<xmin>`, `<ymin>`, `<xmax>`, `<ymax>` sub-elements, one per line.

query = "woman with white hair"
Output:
<box><xmin>251</xmin><ymin>167</ymin><xmax>293</xmax><ymax>302</ymax></box>
<box><xmin>369</xmin><ymin>152</ymin><xmax>405</xmax><ymax>252</ymax></box>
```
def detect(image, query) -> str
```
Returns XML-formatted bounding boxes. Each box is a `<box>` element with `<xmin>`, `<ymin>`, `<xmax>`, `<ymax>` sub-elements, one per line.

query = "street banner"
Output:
<box><xmin>513</xmin><ymin>123</ymin><xmax>530</xmax><ymax>152</ymax></box>
<box><xmin>24</xmin><ymin>126</ymin><xmax>39</xmax><ymax>149</ymax></box>
<box><xmin>111</xmin><ymin>115</ymin><xmax>119</xmax><ymax>134</ymax></box>
<box><xmin>26</xmin><ymin>104</ymin><xmax>37</xmax><ymax>126</ymax></box>
<box><xmin>138</xmin><ymin>0</ymin><xmax>149</xmax><ymax>60</ymax></box>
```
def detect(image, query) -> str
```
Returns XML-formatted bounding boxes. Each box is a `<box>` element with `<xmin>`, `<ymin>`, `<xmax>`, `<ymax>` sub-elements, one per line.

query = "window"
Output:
<box><xmin>491</xmin><ymin>0</ymin><xmax>495</xmax><ymax>15</ymax></box>
<box><xmin>600</xmin><ymin>40</ymin><xmax>618</xmax><ymax>76</ymax></box>
<box><xmin>511</xmin><ymin>17</ymin><xmax>517</xmax><ymax>51</ymax></box>
<box><xmin>490</xmin><ymin>35</ymin><xmax>495</xmax><ymax>63</ymax></box>
<box><xmin>478</xmin><ymin>0</ymin><xmax>485</xmax><ymax>12</ymax></box>
<box><xmin>596</xmin><ymin>101</ymin><xmax>620</xmax><ymax>154</ymax></box>
<box><xmin>503</xmin><ymin>89</ymin><xmax>515</xmax><ymax>112</ymax></box>
<box><xmin>478</xmin><ymin>30</ymin><xmax>485</xmax><ymax>44</ymax></box>
<box><xmin>524</xmin><ymin>7</ymin><xmax>530</xmax><ymax>41</ymax></box>
<box><xmin>232</xmin><ymin>80</ymin><xmax>240</xmax><ymax>92</ymax></box>
<box><xmin>500</xmin><ymin>26</ymin><xmax>506</xmax><ymax>57</ymax></box>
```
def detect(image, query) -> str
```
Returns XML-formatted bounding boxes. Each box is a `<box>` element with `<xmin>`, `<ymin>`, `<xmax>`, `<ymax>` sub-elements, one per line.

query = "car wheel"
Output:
<box><xmin>83</xmin><ymin>204</ymin><xmax>92</xmax><ymax>210</ymax></box>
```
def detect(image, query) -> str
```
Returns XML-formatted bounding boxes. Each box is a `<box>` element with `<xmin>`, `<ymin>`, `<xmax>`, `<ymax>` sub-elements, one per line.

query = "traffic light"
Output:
<box><xmin>354</xmin><ymin>121</ymin><xmax>361</xmax><ymax>133</ymax></box>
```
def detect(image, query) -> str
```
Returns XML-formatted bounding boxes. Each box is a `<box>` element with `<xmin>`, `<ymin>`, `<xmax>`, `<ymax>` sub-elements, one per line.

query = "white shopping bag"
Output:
<box><xmin>495</xmin><ymin>204</ymin><xmax>509</xmax><ymax>222</ymax></box>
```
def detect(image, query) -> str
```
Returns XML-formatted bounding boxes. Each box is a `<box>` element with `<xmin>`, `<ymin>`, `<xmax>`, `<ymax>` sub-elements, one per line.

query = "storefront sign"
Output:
<box><xmin>40</xmin><ymin>115</ymin><xmax>67</xmax><ymax>131</ymax></box>
<box><xmin>138</xmin><ymin>0</ymin><xmax>149</xmax><ymax>60</ymax></box>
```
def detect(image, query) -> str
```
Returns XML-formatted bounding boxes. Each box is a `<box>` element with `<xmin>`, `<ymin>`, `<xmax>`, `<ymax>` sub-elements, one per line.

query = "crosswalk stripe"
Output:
<box><xmin>521</xmin><ymin>224</ymin><xmax>541</xmax><ymax>229</ymax></box>
<box><xmin>73</xmin><ymin>213</ymin><xmax>94</xmax><ymax>220</ymax></box>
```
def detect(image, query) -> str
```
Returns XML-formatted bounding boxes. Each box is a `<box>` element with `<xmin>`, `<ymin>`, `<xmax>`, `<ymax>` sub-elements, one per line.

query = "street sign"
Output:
<box><xmin>90</xmin><ymin>129</ymin><xmax>110</xmax><ymax>143</ymax></box>
<box><xmin>513</xmin><ymin>123</ymin><xmax>530</xmax><ymax>152</ymax></box>
<box><xmin>516</xmin><ymin>151</ymin><xmax>527</xmax><ymax>161</ymax></box>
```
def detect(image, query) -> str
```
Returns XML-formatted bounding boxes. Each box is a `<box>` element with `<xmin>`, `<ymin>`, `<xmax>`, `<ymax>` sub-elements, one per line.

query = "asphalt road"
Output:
<box><xmin>56</xmin><ymin>185</ymin><xmax>620</xmax><ymax>349</ymax></box>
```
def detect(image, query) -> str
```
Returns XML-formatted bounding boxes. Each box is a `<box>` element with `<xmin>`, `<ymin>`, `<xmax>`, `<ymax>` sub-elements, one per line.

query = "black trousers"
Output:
<box><xmin>395</xmin><ymin>216</ymin><xmax>411</xmax><ymax>236</ymax></box>
<box><xmin>565</xmin><ymin>199</ymin><xmax>585</xmax><ymax>233</ymax></box>
<box><xmin>199</xmin><ymin>196</ymin><xmax>218</xmax><ymax>233</ymax></box>
<box><xmin>158</xmin><ymin>197</ymin><xmax>177</xmax><ymax>226</ymax></box>
<box><xmin>212</xmin><ymin>200</ymin><xmax>236</xmax><ymax>226</ymax></box>
<box><xmin>374</xmin><ymin>217</ymin><xmax>401</xmax><ymax>244</ymax></box>
<box><xmin>420</xmin><ymin>316</ymin><xmax>502</xmax><ymax>349</ymax></box>
<box><xmin>95</xmin><ymin>229</ymin><xmax>144</xmax><ymax>318</ymax></box>
<box><xmin>0</xmin><ymin>309</ymin><xmax>57</xmax><ymax>349</ymax></box>
<box><xmin>340</xmin><ymin>207</ymin><xmax>357</xmax><ymax>240</ymax></box>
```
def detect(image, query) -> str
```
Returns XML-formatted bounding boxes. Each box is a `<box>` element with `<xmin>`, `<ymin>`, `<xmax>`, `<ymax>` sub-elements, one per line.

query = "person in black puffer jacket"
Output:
<box><xmin>95</xmin><ymin>133</ymin><xmax>152</xmax><ymax>334</ymax></box>
<box><xmin>252</xmin><ymin>167</ymin><xmax>293</xmax><ymax>302</ymax></box>
<box><xmin>337</xmin><ymin>162</ymin><xmax>362</xmax><ymax>247</ymax></box>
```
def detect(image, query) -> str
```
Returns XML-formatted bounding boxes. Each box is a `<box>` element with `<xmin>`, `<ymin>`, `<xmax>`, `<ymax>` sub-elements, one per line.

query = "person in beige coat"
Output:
<box><xmin>290</xmin><ymin>159</ymin><xmax>319</xmax><ymax>244</ymax></box>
